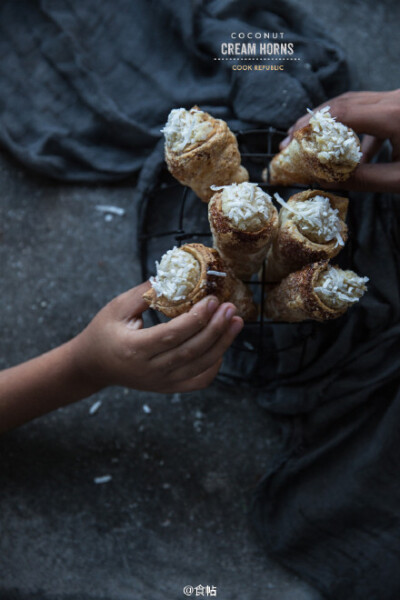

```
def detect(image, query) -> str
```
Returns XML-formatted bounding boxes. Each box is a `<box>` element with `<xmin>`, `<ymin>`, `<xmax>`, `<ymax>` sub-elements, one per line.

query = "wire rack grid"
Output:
<box><xmin>137</xmin><ymin>127</ymin><xmax>352</xmax><ymax>387</ymax></box>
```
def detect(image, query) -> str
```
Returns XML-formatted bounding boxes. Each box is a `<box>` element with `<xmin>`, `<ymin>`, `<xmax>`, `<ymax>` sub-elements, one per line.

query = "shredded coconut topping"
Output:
<box><xmin>211</xmin><ymin>182</ymin><xmax>273</xmax><ymax>231</ymax></box>
<box><xmin>274</xmin><ymin>193</ymin><xmax>345</xmax><ymax>247</ymax></box>
<box><xmin>307</xmin><ymin>106</ymin><xmax>362</xmax><ymax>164</ymax></box>
<box><xmin>162</xmin><ymin>107</ymin><xmax>214</xmax><ymax>153</ymax></box>
<box><xmin>314</xmin><ymin>265</ymin><xmax>368</xmax><ymax>309</ymax></box>
<box><xmin>150</xmin><ymin>247</ymin><xmax>200</xmax><ymax>301</ymax></box>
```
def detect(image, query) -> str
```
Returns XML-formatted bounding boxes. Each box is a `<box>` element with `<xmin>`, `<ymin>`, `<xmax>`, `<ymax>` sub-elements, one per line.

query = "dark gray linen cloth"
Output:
<box><xmin>0</xmin><ymin>0</ymin><xmax>345</xmax><ymax>180</ymax></box>
<box><xmin>2</xmin><ymin>1</ymin><xmax>400</xmax><ymax>599</ymax></box>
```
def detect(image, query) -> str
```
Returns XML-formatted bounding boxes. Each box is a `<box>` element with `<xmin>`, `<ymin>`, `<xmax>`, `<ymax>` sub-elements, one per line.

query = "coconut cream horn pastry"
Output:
<box><xmin>208</xmin><ymin>182</ymin><xmax>278</xmax><ymax>281</ymax></box>
<box><xmin>264</xmin><ymin>190</ymin><xmax>348</xmax><ymax>282</ymax></box>
<box><xmin>266</xmin><ymin>106</ymin><xmax>362</xmax><ymax>186</ymax></box>
<box><xmin>143</xmin><ymin>243</ymin><xmax>257</xmax><ymax>321</ymax></box>
<box><xmin>265</xmin><ymin>261</ymin><xmax>368</xmax><ymax>323</ymax></box>
<box><xmin>162</xmin><ymin>107</ymin><xmax>249</xmax><ymax>203</ymax></box>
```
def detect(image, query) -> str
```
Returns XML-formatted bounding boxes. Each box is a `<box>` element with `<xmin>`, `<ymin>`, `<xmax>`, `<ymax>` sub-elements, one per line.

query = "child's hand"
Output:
<box><xmin>0</xmin><ymin>282</ymin><xmax>244</xmax><ymax>432</ymax></box>
<box><xmin>280</xmin><ymin>89</ymin><xmax>400</xmax><ymax>193</ymax></box>
<box><xmin>73</xmin><ymin>282</ymin><xmax>244</xmax><ymax>394</ymax></box>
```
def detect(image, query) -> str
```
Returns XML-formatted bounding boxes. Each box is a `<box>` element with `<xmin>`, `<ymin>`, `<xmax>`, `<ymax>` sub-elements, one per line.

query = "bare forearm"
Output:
<box><xmin>0</xmin><ymin>337</ymin><xmax>102</xmax><ymax>433</ymax></box>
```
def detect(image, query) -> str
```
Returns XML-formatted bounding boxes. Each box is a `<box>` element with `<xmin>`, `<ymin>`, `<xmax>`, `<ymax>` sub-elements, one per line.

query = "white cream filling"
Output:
<box><xmin>162</xmin><ymin>107</ymin><xmax>214</xmax><ymax>153</ymax></box>
<box><xmin>314</xmin><ymin>265</ymin><xmax>368</xmax><ymax>308</ymax></box>
<box><xmin>211</xmin><ymin>182</ymin><xmax>274</xmax><ymax>231</ymax></box>
<box><xmin>274</xmin><ymin>193</ymin><xmax>345</xmax><ymax>247</ymax></box>
<box><xmin>150</xmin><ymin>246</ymin><xmax>200</xmax><ymax>301</ymax></box>
<box><xmin>307</xmin><ymin>106</ymin><xmax>362</xmax><ymax>164</ymax></box>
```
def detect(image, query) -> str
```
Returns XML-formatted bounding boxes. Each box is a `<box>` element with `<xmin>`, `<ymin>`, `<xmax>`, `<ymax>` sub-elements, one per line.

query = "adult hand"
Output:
<box><xmin>280</xmin><ymin>90</ymin><xmax>400</xmax><ymax>193</ymax></box>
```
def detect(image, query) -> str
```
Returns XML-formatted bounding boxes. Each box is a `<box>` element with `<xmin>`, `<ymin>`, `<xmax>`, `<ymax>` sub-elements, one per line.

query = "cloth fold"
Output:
<box><xmin>2</xmin><ymin>2</ymin><xmax>400</xmax><ymax>599</ymax></box>
<box><xmin>251</xmin><ymin>149</ymin><xmax>400</xmax><ymax>599</ymax></box>
<box><xmin>0</xmin><ymin>0</ymin><xmax>347</xmax><ymax>180</ymax></box>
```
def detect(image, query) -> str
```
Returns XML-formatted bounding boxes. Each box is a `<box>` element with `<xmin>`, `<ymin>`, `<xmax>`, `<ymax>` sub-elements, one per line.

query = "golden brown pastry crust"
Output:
<box><xmin>165</xmin><ymin>107</ymin><xmax>249</xmax><ymax>203</ymax></box>
<box><xmin>264</xmin><ymin>190</ymin><xmax>348</xmax><ymax>282</ymax></box>
<box><xmin>143</xmin><ymin>243</ymin><xmax>257</xmax><ymax>321</ymax></box>
<box><xmin>267</xmin><ymin>123</ymin><xmax>361</xmax><ymax>186</ymax></box>
<box><xmin>208</xmin><ymin>190</ymin><xmax>278</xmax><ymax>280</ymax></box>
<box><xmin>265</xmin><ymin>260</ymin><xmax>348</xmax><ymax>322</ymax></box>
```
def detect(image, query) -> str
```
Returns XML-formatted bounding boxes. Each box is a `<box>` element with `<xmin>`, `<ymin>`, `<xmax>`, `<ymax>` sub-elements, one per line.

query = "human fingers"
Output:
<box><xmin>360</xmin><ymin>135</ymin><xmax>384</xmax><ymax>164</ymax></box>
<box><xmin>175</xmin><ymin>358</ymin><xmax>223</xmax><ymax>392</ymax></box>
<box><xmin>161</xmin><ymin>358</ymin><xmax>224</xmax><ymax>394</ymax></box>
<box><xmin>112</xmin><ymin>281</ymin><xmax>151</xmax><ymax>321</ymax></box>
<box><xmin>139</xmin><ymin>296</ymin><xmax>220</xmax><ymax>357</ymax></box>
<box><xmin>309</xmin><ymin>91</ymin><xmax>394</xmax><ymax>138</ymax></box>
<box><xmin>279</xmin><ymin>91</ymin><xmax>388</xmax><ymax>150</ymax></box>
<box><xmin>153</xmin><ymin>302</ymin><xmax>237</xmax><ymax>370</ymax></box>
<box><xmin>126</xmin><ymin>317</ymin><xmax>144</xmax><ymax>330</ymax></box>
<box><xmin>280</xmin><ymin>100</ymin><xmax>333</xmax><ymax>149</ymax></box>
<box><xmin>279</xmin><ymin>114</ymin><xmax>314</xmax><ymax>148</ymax></box>
<box><xmin>165</xmin><ymin>316</ymin><xmax>243</xmax><ymax>383</ymax></box>
<box><xmin>325</xmin><ymin>163</ymin><xmax>400</xmax><ymax>193</ymax></box>
<box><xmin>392</xmin><ymin>136</ymin><xmax>400</xmax><ymax>161</ymax></box>
<box><xmin>328</xmin><ymin>103</ymin><xmax>396</xmax><ymax>139</ymax></box>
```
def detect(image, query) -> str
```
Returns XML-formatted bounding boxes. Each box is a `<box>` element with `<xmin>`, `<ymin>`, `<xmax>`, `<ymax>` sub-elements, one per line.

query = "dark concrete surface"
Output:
<box><xmin>290</xmin><ymin>0</ymin><xmax>400</xmax><ymax>93</ymax></box>
<box><xmin>0</xmin><ymin>150</ymin><xmax>317</xmax><ymax>600</ymax></box>
<box><xmin>1</xmin><ymin>1</ymin><xmax>399</xmax><ymax>599</ymax></box>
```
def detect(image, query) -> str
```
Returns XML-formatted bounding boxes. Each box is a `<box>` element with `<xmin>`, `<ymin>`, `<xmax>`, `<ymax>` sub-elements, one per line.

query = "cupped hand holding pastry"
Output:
<box><xmin>73</xmin><ymin>282</ymin><xmax>243</xmax><ymax>394</ymax></box>
<box><xmin>280</xmin><ymin>90</ymin><xmax>400</xmax><ymax>193</ymax></box>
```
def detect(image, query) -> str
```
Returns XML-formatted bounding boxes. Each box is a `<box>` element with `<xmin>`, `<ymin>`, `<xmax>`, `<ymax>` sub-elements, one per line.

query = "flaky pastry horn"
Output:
<box><xmin>208</xmin><ymin>182</ymin><xmax>278</xmax><ymax>280</ymax></box>
<box><xmin>264</xmin><ymin>190</ymin><xmax>348</xmax><ymax>282</ymax></box>
<box><xmin>266</xmin><ymin>106</ymin><xmax>362</xmax><ymax>186</ymax></box>
<box><xmin>143</xmin><ymin>243</ymin><xmax>257</xmax><ymax>321</ymax></box>
<box><xmin>163</xmin><ymin>107</ymin><xmax>249</xmax><ymax>203</ymax></box>
<box><xmin>265</xmin><ymin>261</ymin><xmax>368</xmax><ymax>323</ymax></box>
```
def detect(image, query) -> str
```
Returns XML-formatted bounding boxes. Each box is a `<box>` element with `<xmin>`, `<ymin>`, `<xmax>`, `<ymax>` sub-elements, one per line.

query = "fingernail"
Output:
<box><xmin>281</xmin><ymin>135</ymin><xmax>290</xmax><ymax>148</ymax></box>
<box><xmin>225</xmin><ymin>307</ymin><xmax>235</xmax><ymax>320</ymax></box>
<box><xmin>128</xmin><ymin>317</ymin><xmax>142</xmax><ymax>330</ymax></box>
<box><xmin>207</xmin><ymin>297</ymin><xmax>218</xmax><ymax>314</ymax></box>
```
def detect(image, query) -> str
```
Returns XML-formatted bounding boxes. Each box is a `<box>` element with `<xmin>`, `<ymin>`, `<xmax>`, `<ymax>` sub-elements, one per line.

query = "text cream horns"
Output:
<box><xmin>221</xmin><ymin>42</ymin><xmax>294</xmax><ymax>56</ymax></box>
<box><xmin>221</xmin><ymin>31</ymin><xmax>294</xmax><ymax>56</ymax></box>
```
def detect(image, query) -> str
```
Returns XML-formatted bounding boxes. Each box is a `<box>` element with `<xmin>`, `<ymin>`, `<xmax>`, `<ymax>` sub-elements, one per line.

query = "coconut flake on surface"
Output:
<box><xmin>150</xmin><ymin>246</ymin><xmax>200</xmax><ymax>301</ymax></box>
<box><xmin>307</xmin><ymin>106</ymin><xmax>362</xmax><ymax>164</ymax></box>
<box><xmin>89</xmin><ymin>400</ymin><xmax>102</xmax><ymax>415</ymax></box>
<box><xmin>94</xmin><ymin>475</ymin><xmax>112</xmax><ymax>485</ymax></box>
<box><xmin>274</xmin><ymin>193</ymin><xmax>344</xmax><ymax>247</ymax></box>
<box><xmin>206</xmin><ymin>270</ymin><xmax>227</xmax><ymax>277</ymax></box>
<box><xmin>162</xmin><ymin>107</ymin><xmax>214</xmax><ymax>152</ymax></box>
<box><xmin>218</xmin><ymin>182</ymin><xmax>274</xmax><ymax>231</ymax></box>
<box><xmin>95</xmin><ymin>205</ymin><xmax>125</xmax><ymax>217</ymax></box>
<box><xmin>314</xmin><ymin>265</ymin><xmax>368</xmax><ymax>308</ymax></box>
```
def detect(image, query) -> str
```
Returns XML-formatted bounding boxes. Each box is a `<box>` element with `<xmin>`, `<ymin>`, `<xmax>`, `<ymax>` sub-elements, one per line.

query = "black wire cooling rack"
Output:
<box><xmin>137</xmin><ymin>127</ymin><xmax>355</xmax><ymax>387</ymax></box>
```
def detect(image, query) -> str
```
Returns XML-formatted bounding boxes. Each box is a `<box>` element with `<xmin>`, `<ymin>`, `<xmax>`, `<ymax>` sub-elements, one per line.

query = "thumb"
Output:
<box><xmin>115</xmin><ymin>281</ymin><xmax>151</xmax><ymax>321</ymax></box>
<box><xmin>279</xmin><ymin>134</ymin><xmax>292</xmax><ymax>150</ymax></box>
